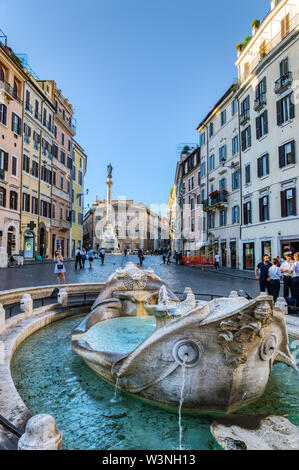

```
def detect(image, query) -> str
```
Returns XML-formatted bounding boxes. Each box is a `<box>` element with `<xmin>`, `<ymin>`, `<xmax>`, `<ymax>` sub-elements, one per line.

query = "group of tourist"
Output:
<box><xmin>255</xmin><ymin>252</ymin><xmax>299</xmax><ymax>308</ymax></box>
<box><xmin>53</xmin><ymin>247</ymin><xmax>106</xmax><ymax>284</ymax></box>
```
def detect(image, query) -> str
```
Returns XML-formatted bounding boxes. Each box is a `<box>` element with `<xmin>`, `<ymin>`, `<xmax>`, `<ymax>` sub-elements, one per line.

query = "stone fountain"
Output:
<box><xmin>71</xmin><ymin>262</ymin><xmax>296</xmax><ymax>413</ymax></box>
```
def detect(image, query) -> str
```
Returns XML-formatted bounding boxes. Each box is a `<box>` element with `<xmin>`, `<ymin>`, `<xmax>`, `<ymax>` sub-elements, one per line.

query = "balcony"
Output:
<box><xmin>52</xmin><ymin>219</ymin><xmax>71</xmax><ymax>232</ymax></box>
<box><xmin>239</xmin><ymin>112</ymin><xmax>250</xmax><ymax>126</ymax></box>
<box><xmin>203</xmin><ymin>193</ymin><xmax>228</xmax><ymax>212</ymax></box>
<box><xmin>274</xmin><ymin>72</ymin><xmax>293</xmax><ymax>94</ymax></box>
<box><xmin>254</xmin><ymin>93</ymin><xmax>266</xmax><ymax>111</ymax></box>
<box><xmin>0</xmin><ymin>80</ymin><xmax>22</xmax><ymax>104</ymax></box>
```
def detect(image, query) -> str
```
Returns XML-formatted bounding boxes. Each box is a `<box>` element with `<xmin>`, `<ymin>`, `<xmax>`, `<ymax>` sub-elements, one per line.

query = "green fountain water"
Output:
<box><xmin>11</xmin><ymin>315</ymin><xmax>299</xmax><ymax>450</ymax></box>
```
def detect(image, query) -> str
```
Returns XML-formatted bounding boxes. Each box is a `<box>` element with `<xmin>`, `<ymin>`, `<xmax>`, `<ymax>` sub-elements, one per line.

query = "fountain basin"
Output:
<box><xmin>71</xmin><ymin>263</ymin><xmax>296</xmax><ymax>413</ymax></box>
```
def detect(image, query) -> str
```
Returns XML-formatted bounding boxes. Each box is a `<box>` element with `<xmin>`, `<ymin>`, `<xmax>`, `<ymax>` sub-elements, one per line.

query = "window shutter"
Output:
<box><xmin>3</xmin><ymin>188</ymin><xmax>6</xmax><ymax>207</ymax></box>
<box><xmin>290</xmin><ymin>92</ymin><xmax>295</xmax><ymax>119</ymax></box>
<box><xmin>243</xmin><ymin>203</ymin><xmax>248</xmax><ymax>225</ymax></box>
<box><xmin>257</xmin><ymin>157</ymin><xmax>262</xmax><ymax>177</ymax></box>
<box><xmin>18</xmin><ymin>117</ymin><xmax>22</xmax><ymax>136</ymax></box>
<box><xmin>266</xmin><ymin>154</ymin><xmax>269</xmax><ymax>175</ymax></box>
<box><xmin>262</xmin><ymin>77</ymin><xmax>266</xmax><ymax>93</ymax></box>
<box><xmin>2</xmin><ymin>104</ymin><xmax>7</xmax><ymax>125</ymax></box>
<box><xmin>11</xmin><ymin>112</ymin><xmax>15</xmax><ymax>132</ymax></box>
<box><xmin>281</xmin><ymin>191</ymin><xmax>286</xmax><ymax>217</ymax></box>
<box><xmin>4</xmin><ymin>152</ymin><xmax>8</xmax><ymax>171</ymax></box>
<box><xmin>241</xmin><ymin>130</ymin><xmax>245</xmax><ymax>151</ymax></box>
<box><xmin>248</xmin><ymin>126</ymin><xmax>251</xmax><ymax>147</ymax></box>
<box><xmin>277</xmin><ymin>100</ymin><xmax>282</xmax><ymax>125</ymax></box>
<box><xmin>256</xmin><ymin>116</ymin><xmax>261</xmax><ymax>140</ymax></box>
<box><xmin>259</xmin><ymin>197</ymin><xmax>264</xmax><ymax>222</ymax></box>
<box><xmin>255</xmin><ymin>85</ymin><xmax>259</xmax><ymax>100</ymax></box>
<box><xmin>278</xmin><ymin>145</ymin><xmax>284</xmax><ymax>168</ymax></box>
<box><xmin>292</xmin><ymin>188</ymin><xmax>297</xmax><ymax>216</ymax></box>
<box><xmin>264</xmin><ymin>110</ymin><xmax>268</xmax><ymax>134</ymax></box>
<box><xmin>291</xmin><ymin>140</ymin><xmax>295</xmax><ymax>164</ymax></box>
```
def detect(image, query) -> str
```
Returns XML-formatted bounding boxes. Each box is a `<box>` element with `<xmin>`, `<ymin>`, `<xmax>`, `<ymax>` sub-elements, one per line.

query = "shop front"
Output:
<box><xmin>243</xmin><ymin>242</ymin><xmax>255</xmax><ymax>270</ymax></box>
<box><xmin>281</xmin><ymin>239</ymin><xmax>299</xmax><ymax>257</ymax></box>
<box><xmin>24</xmin><ymin>231</ymin><xmax>34</xmax><ymax>259</ymax></box>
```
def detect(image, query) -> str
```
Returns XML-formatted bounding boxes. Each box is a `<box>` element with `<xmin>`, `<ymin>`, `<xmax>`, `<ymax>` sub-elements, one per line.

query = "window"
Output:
<box><xmin>221</xmin><ymin>109</ymin><xmax>226</xmax><ymax>126</ymax></box>
<box><xmin>191</xmin><ymin>176</ymin><xmax>194</xmax><ymax>190</ymax></box>
<box><xmin>200</xmin><ymin>162</ymin><xmax>206</xmax><ymax>178</ymax></box>
<box><xmin>219</xmin><ymin>177</ymin><xmax>226</xmax><ymax>192</ymax></box>
<box><xmin>240</xmin><ymin>96</ymin><xmax>250</xmax><ymax>124</ymax></box>
<box><xmin>61</xmin><ymin>133</ymin><xmax>65</xmax><ymax>146</ymax></box>
<box><xmin>254</xmin><ymin>78</ymin><xmax>266</xmax><ymax>109</ymax></box>
<box><xmin>191</xmin><ymin>199</ymin><xmax>194</xmax><ymax>211</ymax></box>
<box><xmin>241</xmin><ymin>125</ymin><xmax>251</xmax><ymax>151</ymax></box>
<box><xmin>219</xmin><ymin>145</ymin><xmax>227</xmax><ymax>163</ymax></box>
<box><xmin>35</xmin><ymin>100</ymin><xmax>39</xmax><ymax>119</ymax></box>
<box><xmin>232</xmin><ymin>135</ymin><xmax>239</xmax><ymax>155</ymax></box>
<box><xmin>243</xmin><ymin>201</ymin><xmax>252</xmax><ymax>225</ymax></box>
<box><xmin>281</xmin><ymin>188</ymin><xmax>296</xmax><ymax>217</ymax></box>
<box><xmin>62</xmin><ymin>109</ymin><xmax>65</xmax><ymax>120</ymax></box>
<box><xmin>197</xmin><ymin>171</ymin><xmax>201</xmax><ymax>186</ymax></box>
<box><xmin>22</xmin><ymin>192</ymin><xmax>30</xmax><ymax>212</ymax></box>
<box><xmin>209</xmin><ymin>123</ymin><xmax>214</xmax><ymax>137</ymax></box>
<box><xmin>279</xmin><ymin>141</ymin><xmax>295</xmax><ymax>168</ymax></box>
<box><xmin>43</xmin><ymin>109</ymin><xmax>47</xmax><ymax>126</ymax></box>
<box><xmin>72</xmin><ymin>189</ymin><xmax>74</xmax><ymax>204</ymax></box>
<box><xmin>232</xmin><ymin>170</ymin><xmax>240</xmax><ymax>190</ymax></box>
<box><xmin>208</xmin><ymin>213</ymin><xmax>215</xmax><ymax>229</ymax></box>
<box><xmin>61</xmin><ymin>151</ymin><xmax>66</xmax><ymax>165</ymax></box>
<box><xmin>32</xmin><ymin>197</ymin><xmax>38</xmax><ymax>215</ymax></box>
<box><xmin>277</xmin><ymin>93</ymin><xmax>294</xmax><ymax>125</ymax></box>
<box><xmin>259</xmin><ymin>195</ymin><xmax>269</xmax><ymax>222</ymax></box>
<box><xmin>54</xmin><ymin>125</ymin><xmax>57</xmax><ymax>138</ymax></box>
<box><xmin>0</xmin><ymin>65</ymin><xmax>4</xmax><ymax>81</ymax></box>
<box><xmin>220</xmin><ymin>210</ymin><xmax>227</xmax><ymax>226</ymax></box>
<box><xmin>232</xmin><ymin>205</ymin><xmax>239</xmax><ymax>224</ymax></box>
<box><xmin>281</xmin><ymin>13</ymin><xmax>290</xmax><ymax>40</ymax></box>
<box><xmin>209</xmin><ymin>154</ymin><xmax>215</xmax><ymax>172</ymax></box>
<box><xmin>257</xmin><ymin>153</ymin><xmax>269</xmax><ymax>178</ymax></box>
<box><xmin>231</xmin><ymin>100</ymin><xmax>237</xmax><ymax>116</ymax></box>
<box><xmin>32</xmin><ymin>160</ymin><xmax>39</xmax><ymax>178</ymax></box>
<box><xmin>53</xmin><ymin>145</ymin><xmax>58</xmax><ymax>158</ymax></box>
<box><xmin>0</xmin><ymin>103</ymin><xmax>7</xmax><ymax>125</ymax></box>
<box><xmin>11</xmin><ymin>113</ymin><xmax>22</xmax><ymax>135</ymax></box>
<box><xmin>60</xmin><ymin>175</ymin><xmax>64</xmax><ymax>190</ymax></box>
<box><xmin>256</xmin><ymin>110</ymin><xmax>268</xmax><ymax>139</ymax></box>
<box><xmin>23</xmin><ymin>154</ymin><xmax>30</xmax><ymax>173</ymax></box>
<box><xmin>72</xmin><ymin>166</ymin><xmax>76</xmax><ymax>181</ymax></box>
<box><xmin>33</xmin><ymin>131</ymin><xmax>39</xmax><ymax>150</ymax></box>
<box><xmin>11</xmin><ymin>156</ymin><xmax>17</xmax><ymax>176</ymax></box>
<box><xmin>245</xmin><ymin>164</ymin><xmax>251</xmax><ymax>184</ymax></box>
<box><xmin>0</xmin><ymin>187</ymin><xmax>6</xmax><ymax>207</ymax></box>
<box><xmin>0</xmin><ymin>149</ymin><xmax>8</xmax><ymax>171</ymax></box>
<box><xmin>9</xmin><ymin>190</ymin><xmax>18</xmax><ymax>210</ymax></box>
<box><xmin>68</xmin><ymin>139</ymin><xmax>71</xmax><ymax>151</ymax></box>
<box><xmin>24</xmin><ymin>123</ymin><xmax>31</xmax><ymax>144</ymax></box>
<box><xmin>200</xmin><ymin>132</ymin><xmax>206</xmax><ymax>146</ymax></box>
<box><xmin>201</xmin><ymin>189</ymin><xmax>204</xmax><ymax>202</ymax></box>
<box><xmin>191</xmin><ymin>217</ymin><xmax>195</xmax><ymax>232</ymax></box>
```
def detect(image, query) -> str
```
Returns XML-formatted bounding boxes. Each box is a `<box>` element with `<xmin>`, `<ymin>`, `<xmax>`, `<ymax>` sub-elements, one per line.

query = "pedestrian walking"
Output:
<box><xmin>124</xmin><ymin>248</ymin><xmax>128</xmax><ymax>257</ymax></box>
<box><xmin>290</xmin><ymin>252</ymin><xmax>299</xmax><ymax>308</ymax></box>
<box><xmin>214</xmin><ymin>253</ymin><xmax>220</xmax><ymax>270</ymax></box>
<box><xmin>138</xmin><ymin>248</ymin><xmax>144</xmax><ymax>266</ymax></box>
<box><xmin>268</xmin><ymin>258</ymin><xmax>282</xmax><ymax>303</ymax></box>
<box><xmin>167</xmin><ymin>250</ymin><xmax>171</xmax><ymax>265</ymax></box>
<box><xmin>81</xmin><ymin>249</ymin><xmax>87</xmax><ymax>268</ymax></box>
<box><xmin>54</xmin><ymin>250</ymin><xmax>66</xmax><ymax>284</ymax></box>
<box><xmin>162</xmin><ymin>250</ymin><xmax>167</xmax><ymax>264</ymax></box>
<box><xmin>75</xmin><ymin>247</ymin><xmax>82</xmax><ymax>270</ymax></box>
<box><xmin>88</xmin><ymin>248</ymin><xmax>94</xmax><ymax>268</ymax></box>
<box><xmin>255</xmin><ymin>254</ymin><xmax>272</xmax><ymax>294</ymax></box>
<box><xmin>280</xmin><ymin>252</ymin><xmax>293</xmax><ymax>299</ymax></box>
<box><xmin>99</xmin><ymin>247</ymin><xmax>105</xmax><ymax>265</ymax></box>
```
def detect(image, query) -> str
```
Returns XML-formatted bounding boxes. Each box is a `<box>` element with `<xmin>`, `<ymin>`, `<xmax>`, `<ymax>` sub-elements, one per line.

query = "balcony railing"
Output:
<box><xmin>239</xmin><ymin>112</ymin><xmax>250</xmax><ymax>126</ymax></box>
<box><xmin>0</xmin><ymin>80</ymin><xmax>22</xmax><ymax>104</ymax></box>
<box><xmin>239</xmin><ymin>13</ymin><xmax>299</xmax><ymax>83</ymax></box>
<box><xmin>254</xmin><ymin>93</ymin><xmax>266</xmax><ymax>111</ymax></box>
<box><xmin>203</xmin><ymin>194</ymin><xmax>228</xmax><ymax>211</ymax></box>
<box><xmin>274</xmin><ymin>71</ymin><xmax>293</xmax><ymax>94</ymax></box>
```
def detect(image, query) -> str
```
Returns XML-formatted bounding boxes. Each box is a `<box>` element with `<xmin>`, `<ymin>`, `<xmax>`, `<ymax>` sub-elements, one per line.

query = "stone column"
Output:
<box><xmin>0</xmin><ymin>303</ymin><xmax>5</xmax><ymax>335</ymax></box>
<box><xmin>18</xmin><ymin>414</ymin><xmax>63</xmax><ymax>450</ymax></box>
<box><xmin>0</xmin><ymin>247</ymin><xmax>8</xmax><ymax>268</ymax></box>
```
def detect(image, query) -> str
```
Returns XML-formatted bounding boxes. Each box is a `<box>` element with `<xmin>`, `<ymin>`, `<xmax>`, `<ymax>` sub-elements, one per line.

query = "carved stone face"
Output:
<box><xmin>254</xmin><ymin>301</ymin><xmax>272</xmax><ymax>320</ymax></box>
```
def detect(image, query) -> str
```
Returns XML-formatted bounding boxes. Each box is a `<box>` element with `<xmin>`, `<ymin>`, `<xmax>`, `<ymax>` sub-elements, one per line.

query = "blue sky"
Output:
<box><xmin>1</xmin><ymin>0</ymin><xmax>270</xmax><ymax>211</ymax></box>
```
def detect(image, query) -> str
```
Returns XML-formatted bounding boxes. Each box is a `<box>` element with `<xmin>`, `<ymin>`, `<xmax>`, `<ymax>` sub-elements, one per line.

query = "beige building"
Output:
<box><xmin>83</xmin><ymin>197</ymin><xmax>166</xmax><ymax>252</ymax></box>
<box><xmin>235</xmin><ymin>0</ymin><xmax>299</xmax><ymax>269</ymax></box>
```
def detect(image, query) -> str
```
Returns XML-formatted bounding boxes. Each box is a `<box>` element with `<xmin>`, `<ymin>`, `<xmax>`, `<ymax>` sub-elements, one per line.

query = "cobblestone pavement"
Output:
<box><xmin>0</xmin><ymin>254</ymin><xmax>260</xmax><ymax>298</ymax></box>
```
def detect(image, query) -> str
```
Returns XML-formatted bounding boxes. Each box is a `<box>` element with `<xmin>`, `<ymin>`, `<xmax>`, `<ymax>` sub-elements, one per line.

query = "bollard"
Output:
<box><xmin>57</xmin><ymin>288</ymin><xmax>68</xmax><ymax>307</ymax></box>
<box><xmin>20</xmin><ymin>294</ymin><xmax>33</xmax><ymax>315</ymax></box>
<box><xmin>0</xmin><ymin>303</ymin><xmax>5</xmax><ymax>335</ymax></box>
<box><xmin>18</xmin><ymin>414</ymin><xmax>63</xmax><ymax>450</ymax></box>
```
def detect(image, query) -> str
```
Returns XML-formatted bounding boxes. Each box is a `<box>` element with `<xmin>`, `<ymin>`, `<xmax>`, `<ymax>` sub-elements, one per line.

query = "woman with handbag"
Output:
<box><xmin>54</xmin><ymin>250</ymin><xmax>66</xmax><ymax>284</ymax></box>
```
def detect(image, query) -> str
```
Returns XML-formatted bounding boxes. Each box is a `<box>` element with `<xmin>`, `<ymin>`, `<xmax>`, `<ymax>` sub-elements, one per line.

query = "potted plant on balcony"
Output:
<box><xmin>209</xmin><ymin>190</ymin><xmax>220</xmax><ymax>199</ymax></box>
<box><xmin>222</xmin><ymin>189</ymin><xmax>229</xmax><ymax>196</ymax></box>
<box><xmin>252</xmin><ymin>19</ymin><xmax>260</xmax><ymax>29</ymax></box>
<box><xmin>236</xmin><ymin>43</ymin><xmax>244</xmax><ymax>52</ymax></box>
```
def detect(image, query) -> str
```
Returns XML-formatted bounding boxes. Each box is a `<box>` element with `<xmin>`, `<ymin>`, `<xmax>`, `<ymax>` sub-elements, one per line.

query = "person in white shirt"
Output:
<box><xmin>268</xmin><ymin>258</ymin><xmax>282</xmax><ymax>302</ymax></box>
<box><xmin>280</xmin><ymin>252</ymin><xmax>293</xmax><ymax>299</ymax></box>
<box><xmin>215</xmin><ymin>253</ymin><xmax>220</xmax><ymax>270</ymax></box>
<box><xmin>290</xmin><ymin>252</ymin><xmax>299</xmax><ymax>307</ymax></box>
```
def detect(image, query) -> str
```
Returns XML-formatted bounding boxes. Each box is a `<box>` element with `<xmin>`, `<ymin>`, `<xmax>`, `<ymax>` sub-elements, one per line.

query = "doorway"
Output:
<box><xmin>7</xmin><ymin>226</ymin><xmax>16</xmax><ymax>257</ymax></box>
<box><xmin>24</xmin><ymin>231</ymin><xmax>34</xmax><ymax>258</ymax></box>
<box><xmin>230</xmin><ymin>241</ymin><xmax>236</xmax><ymax>268</ymax></box>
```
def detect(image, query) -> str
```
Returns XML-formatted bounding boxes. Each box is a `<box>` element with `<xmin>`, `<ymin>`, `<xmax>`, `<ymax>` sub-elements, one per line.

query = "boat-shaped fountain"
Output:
<box><xmin>71</xmin><ymin>262</ymin><xmax>296</xmax><ymax>413</ymax></box>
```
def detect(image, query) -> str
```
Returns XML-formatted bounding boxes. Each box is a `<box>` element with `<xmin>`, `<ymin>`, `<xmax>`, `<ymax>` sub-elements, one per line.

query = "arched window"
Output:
<box><xmin>0</xmin><ymin>65</ymin><xmax>4</xmax><ymax>82</ymax></box>
<box><xmin>0</xmin><ymin>187</ymin><xmax>6</xmax><ymax>207</ymax></box>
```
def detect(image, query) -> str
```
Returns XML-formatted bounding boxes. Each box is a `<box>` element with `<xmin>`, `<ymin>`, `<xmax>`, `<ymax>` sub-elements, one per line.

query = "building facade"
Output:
<box><xmin>0</xmin><ymin>44</ymin><xmax>25</xmax><ymax>257</ymax></box>
<box><xmin>169</xmin><ymin>0</ymin><xmax>299</xmax><ymax>270</ymax></box>
<box><xmin>236</xmin><ymin>0</ymin><xmax>299</xmax><ymax>269</ymax></box>
<box><xmin>71</xmin><ymin>140</ymin><xmax>87</xmax><ymax>255</ymax></box>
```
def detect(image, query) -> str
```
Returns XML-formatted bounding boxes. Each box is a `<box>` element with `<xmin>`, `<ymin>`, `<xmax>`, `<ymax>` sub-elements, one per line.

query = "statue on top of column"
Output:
<box><xmin>107</xmin><ymin>163</ymin><xmax>113</xmax><ymax>179</ymax></box>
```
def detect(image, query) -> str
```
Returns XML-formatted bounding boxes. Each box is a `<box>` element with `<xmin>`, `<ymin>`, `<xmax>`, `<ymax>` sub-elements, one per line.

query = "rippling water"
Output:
<box><xmin>11</xmin><ymin>315</ymin><xmax>299</xmax><ymax>450</ymax></box>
